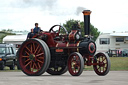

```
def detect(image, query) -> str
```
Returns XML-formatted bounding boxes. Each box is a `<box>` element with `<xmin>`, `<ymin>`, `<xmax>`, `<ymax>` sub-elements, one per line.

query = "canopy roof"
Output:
<box><xmin>3</xmin><ymin>35</ymin><xmax>27</xmax><ymax>42</ymax></box>
<box><xmin>110</xmin><ymin>33</ymin><xmax>128</xmax><ymax>36</ymax></box>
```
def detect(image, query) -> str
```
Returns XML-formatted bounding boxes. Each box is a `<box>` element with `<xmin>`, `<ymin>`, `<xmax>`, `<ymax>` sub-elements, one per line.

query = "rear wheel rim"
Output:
<box><xmin>19</xmin><ymin>40</ymin><xmax>45</xmax><ymax>75</ymax></box>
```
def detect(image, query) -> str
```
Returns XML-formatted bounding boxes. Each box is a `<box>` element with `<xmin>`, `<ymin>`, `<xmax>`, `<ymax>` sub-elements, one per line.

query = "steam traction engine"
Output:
<box><xmin>17</xmin><ymin>10</ymin><xmax>110</xmax><ymax>76</ymax></box>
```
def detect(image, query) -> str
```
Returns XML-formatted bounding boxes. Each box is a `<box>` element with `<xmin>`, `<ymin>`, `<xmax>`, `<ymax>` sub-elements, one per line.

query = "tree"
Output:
<box><xmin>0</xmin><ymin>30</ymin><xmax>15</xmax><ymax>43</ymax></box>
<box><xmin>7</xmin><ymin>29</ymin><xmax>13</xmax><ymax>33</ymax></box>
<box><xmin>1</xmin><ymin>29</ymin><xmax>6</xmax><ymax>32</ymax></box>
<box><xmin>1</xmin><ymin>29</ymin><xmax>13</xmax><ymax>33</ymax></box>
<box><xmin>63</xmin><ymin>19</ymin><xmax>100</xmax><ymax>41</ymax></box>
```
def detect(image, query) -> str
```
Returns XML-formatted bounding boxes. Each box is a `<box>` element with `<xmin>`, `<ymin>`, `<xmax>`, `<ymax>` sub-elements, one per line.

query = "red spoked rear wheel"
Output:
<box><xmin>93</xmin><ymin>52</ymin><xmax>111</xmax><ymax>76</ymax></box>
<box><xmin>68</xmin><ymin>52</ymin><xmax>84</xmax><ymax>76</ymax></box>
<box><xmin>18</xmin><ymin>38</ymin><xmax>50</xmax><ymax>76</ymax></box>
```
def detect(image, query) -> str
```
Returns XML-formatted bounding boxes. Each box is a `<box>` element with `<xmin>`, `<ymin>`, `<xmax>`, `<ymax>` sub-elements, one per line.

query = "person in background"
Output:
<box><xmin>72</xmin><ymin>21</ymin><xmax>82</xmax><ymax>36</ymax></box>
<box><xmin>33</xmin><ymin>23</ymin><xmax>41</xmax><ymax>34</ymax></box>
<box><xmin>77</xmin><ymin>21</ymin><xmax>82</xmax><ymax>35</ymax></box>
<box><xmin>27</xmin><ymin>29</ymin><xmax>34</xmax><ymax>39</ymax></box>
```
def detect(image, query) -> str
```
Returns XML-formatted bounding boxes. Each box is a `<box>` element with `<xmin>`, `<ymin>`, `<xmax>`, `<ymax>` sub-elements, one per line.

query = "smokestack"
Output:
<box><xmin>82</xmin><ymin>10</ymin><xmax>91</xmax><ymax>37</ymax></box>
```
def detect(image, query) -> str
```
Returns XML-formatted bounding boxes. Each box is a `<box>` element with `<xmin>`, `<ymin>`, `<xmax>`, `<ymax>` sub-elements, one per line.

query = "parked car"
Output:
<box><xmin>0</xmin><ymin>43</ymin><xmax>16</xmax><ymax>70</ymax></box>
<box><xmin>122</xmin><ymin>49</ymin><xmax>128</xmax><ymax>57</ymax></box>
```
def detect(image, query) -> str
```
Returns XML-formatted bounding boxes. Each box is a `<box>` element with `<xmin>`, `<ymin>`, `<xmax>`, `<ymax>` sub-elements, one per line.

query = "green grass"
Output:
<box><xmin>110</xmin><ymin>57</ymin><xmax>128</xmax><ymax>71</ymax></box>
<box><xmin>85</xmin><ymin>57</ymin><xmax>128</xmax><ymax>71</ymax></box>
<box><xmin>0</xmin><ymin>57</ymin><xmax>128</xmax><ymax>72</ymax></box>
<box><xmin>0</xmin><ymin>66</ymin><xmax>21</xmax><ymax>72</ymax></box>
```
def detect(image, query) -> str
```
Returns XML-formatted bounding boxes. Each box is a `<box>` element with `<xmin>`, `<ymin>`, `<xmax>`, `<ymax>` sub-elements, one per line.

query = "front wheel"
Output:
<box><xmin>68</xmin><ymin>52</ymin><xmax>84</xmax><ymax>76</ymax></box>
<box><xmin>93</xmin><ymin>52</ymin><xmax>111</xmax><ymax>76</ymax></box>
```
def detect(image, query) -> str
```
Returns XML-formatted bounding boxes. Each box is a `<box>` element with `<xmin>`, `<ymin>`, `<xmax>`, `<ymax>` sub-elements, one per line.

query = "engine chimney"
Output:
<box><xmin>82</xmin><ymin>10</ymin><xmax>91</xmax><ymax>37</ymax></box>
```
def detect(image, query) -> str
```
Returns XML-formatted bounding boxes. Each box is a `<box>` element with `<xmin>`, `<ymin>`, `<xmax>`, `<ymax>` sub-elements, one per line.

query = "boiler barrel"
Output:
<box><xmin>79</xmin><ymin>40</ymin><xmax>96</xmax><ymax>56</ymax></box>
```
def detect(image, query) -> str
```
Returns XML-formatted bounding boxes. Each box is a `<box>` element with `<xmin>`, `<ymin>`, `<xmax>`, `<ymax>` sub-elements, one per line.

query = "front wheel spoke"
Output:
<box><xmin>104</xmin><ymin>66</ymin><xmax>107</xmax><ymax>70</ymax></box>
<box><xmin>25</xmin><ymin>59</ymin><xmax>30</xmax><ymax>62</ymax></box>
<box><xmin>26</xmin><ymin>46</ymin><xmax>32</xmax><ymax>54</ymax></box>
<box><xmin>74</xmin><ymin>68</ymin><xmax>77</xmax><ymax>73</ymax></box>
<box><xmin>34</xmin><ymin>45</ymin><xmax>39</xmax><ymax>54</ymax></box>
<box><xmin>76</xmin><ymin>61</ymin><xmax>80</xmax><ymax>65</ymax></box>
<box><xmin>76</xmin><ymin>64</ymin><xmax>80</xmax><ymax>68</ymax></box>
<box><xmin>99</xmin><ymin>57</ymin><xmax>100</xmax><ymax>62</ymax></box>
<box><xmin>72</xmin><ymin>66</ymin><xmax>75</xmax><ymax>73</ymax></box>
<box><xmin>97</xmin><ymin>66</ymin><xmax>100</xmax><ymax>70</ymax></box>
<box><xmin>25</xmin><ymin>51</ymin><xmax>30</xmax><ymax>56</ymax></box>
<box><xmin>22</xmin><ymin>56</ymin><xmax>29</xmax><ymax>58</ymax></box>
<box><xmin>76</xmin><ymin>56</ymin><xmax>79</xmax><ymax>61</ymax></box>
<box><xmin>103</xmin><ymin>67</ymin><xmax>104</xmax><ymax>72</ymax></box>
<box><xmin>36</xmin><ymin>48</ymin><xmax>42</xmax><ymax>55</ymax></box>
<box><xmin>99</xmin><ymin>67</ymin><xmax>101</xmax><ymax>72</ymax></box>
<box><xmin>72</xmin><ymin>61</ymin><xmax>76</xmax><ymax>64</ymax></box>
<box><xmin>71</xmin><ymin>59</ymin><xmax>74</xmax><ymax>62</ymax></box>
<box><xmin>33</xmin><ymin>43</ymin><xmax>35</xmax><ymax>52</ymax></box>
<box><xmin>96</xmin><ymin>59</ymin><xmax>100</xmax><ymax>62</ymax></box>
<box><xmin>25</xmin><ymin>61</ymin><xmax>32</xmax><ymax>67</ymax></box>
<box><xmin>102</xmin><ymin>56</ymin><xmax>104</xmax><ymax>61</ymax></box>
<box><xmin>37</xmin><ymin>62</ymin><xmax>41</xmax><ymax>69</ymax></box>
<box><xmin>32</xmin><ymin>63</ymin><xmax>34</xmax><ymax>72</ymax></box>
<box><xmin>103</xmin><ymin>58</ymin><xmax>106</xmax><ymax>61</ymax></box>
<box><xmin>73</xmin><ymin>65</ymin><xmax>77</xmax><ymax>73</ymax></box>
<box><xmin>104</xmin><ymin>63</ymin><xmax>107</xmax><ymax>64</ymax></box>
<box><xmin>34</xmin><ymin>63</ymin><xmax>38</xmax><ymax>70</ymax></box>
<box><xmin>36</xmin><ymin>52</ymin><xmax>44</xmax><ymax>57</ymax></box>
<box><xmin>38</xmin><ymin>57</ymin><xmax>44</xmax><ymax>59</ymax></box>
<box><xmin>30</xmin><ymin>61</ymin><xmax>32</xmax><ymax>70</ymax></box>
<box><xmin>30</xmin><ymin>44</ymin><xmax>33</xmax><ymax>53</ymax></box>
<box><xmin>37</xmin><ymin>59</ymin><xmax>44</xmax><ymax>64</ymax></box>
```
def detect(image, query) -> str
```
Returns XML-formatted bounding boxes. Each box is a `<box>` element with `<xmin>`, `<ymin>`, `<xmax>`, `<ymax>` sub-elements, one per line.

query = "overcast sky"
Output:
<box><xmin>0</xmin><ymin>0</ymin><xmax>128</xmax><ymax>33</ymax></box>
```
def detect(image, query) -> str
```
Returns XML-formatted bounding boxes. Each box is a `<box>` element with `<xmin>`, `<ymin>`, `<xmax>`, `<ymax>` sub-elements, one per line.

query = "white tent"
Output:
<box><xmin>3</xmin><ymin>35</ymin><xmax>27</xmax><ymax>42</ymax></box>
<box><xmin>110</xmin><ymin>33</ymin><xmax>128</xmax><ymax>37</ymax></box>
<box><xmin>3</xmin><ymin>35</ymin><xmax>27</xmax><ymax>50</ymax></box>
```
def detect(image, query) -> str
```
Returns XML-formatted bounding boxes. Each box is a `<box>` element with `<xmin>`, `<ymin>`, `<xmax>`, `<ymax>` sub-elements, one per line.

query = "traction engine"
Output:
<box><xmin>17</xmin><ymin>10</ymin><xmax>111</xmax><ymax>76</ymax></box>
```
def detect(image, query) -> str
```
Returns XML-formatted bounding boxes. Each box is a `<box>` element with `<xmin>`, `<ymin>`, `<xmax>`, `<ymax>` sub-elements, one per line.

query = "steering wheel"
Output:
<box><xmin>49</xmin><ymin>25</ymin><xmax>68</xmax><ymax>36</ymax></box>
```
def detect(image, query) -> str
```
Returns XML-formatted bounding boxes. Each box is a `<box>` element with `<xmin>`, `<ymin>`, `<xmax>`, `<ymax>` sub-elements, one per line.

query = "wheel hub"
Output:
<box><xmin>99</xmin><ymin>62</ymin><xmax>105</xmax><ymax>67</ymax></box>
<box><xmin>29</xmin><ymin>54</ymin><xmax>35</xmax><ymax>60</ymax></box>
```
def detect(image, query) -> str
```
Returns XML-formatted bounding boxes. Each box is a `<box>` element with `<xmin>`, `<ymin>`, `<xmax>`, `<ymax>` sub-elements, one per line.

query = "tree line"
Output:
<box><xmin>0</xmin><ymin>19</ymin><xmax>100</xmax><ymax>42</ymax></box>
<box><xmin>63</xmin><ymin>19</ymin><xmax>100</xmax><ymax>41</ymax></box>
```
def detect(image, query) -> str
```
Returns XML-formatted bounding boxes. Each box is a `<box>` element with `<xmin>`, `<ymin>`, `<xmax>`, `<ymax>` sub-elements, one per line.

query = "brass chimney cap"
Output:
<box><xmin>82</xmin><ymin>10</ymin><xmax>91</xmax><ymax>15</ymax></box>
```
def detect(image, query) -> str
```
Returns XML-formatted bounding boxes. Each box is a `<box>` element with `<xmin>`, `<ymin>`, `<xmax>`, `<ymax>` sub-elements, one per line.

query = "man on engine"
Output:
<box><xmin>27</xmin><ymin>23</ymin><xmax>42</xmax><ymax>39</ymax></box>
<box><xmin>27</xmin><ymin>29</ymin><xmax>34</xmax><ymax>39</ymax></box>
<box><xmin>33</xmin><ymin>23</ymin><xmax>41</xmax><ymax>34</ymax></box>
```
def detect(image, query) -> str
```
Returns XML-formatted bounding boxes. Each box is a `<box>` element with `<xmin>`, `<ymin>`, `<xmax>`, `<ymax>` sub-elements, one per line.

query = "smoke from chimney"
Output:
<box><xmin>10</xmin><ymin>0</ymin><xmax>87</xmax><ymax>17</ymax></box>
<box><xmin>11</xmin><ymin>0</ymin><xmax>58</xmax><ymax>9</ymax></box>
<box><xmin>76</xmin><ymin>7</ymin><xmax>87</xmax><ymax>15</ymax></box>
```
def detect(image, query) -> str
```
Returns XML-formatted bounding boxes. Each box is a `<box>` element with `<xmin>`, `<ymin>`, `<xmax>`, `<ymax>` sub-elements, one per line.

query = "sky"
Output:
<box><xmin>0</xmin><ymin>0</ymin><xmax>128</xmax><ymax>33</ymax></box>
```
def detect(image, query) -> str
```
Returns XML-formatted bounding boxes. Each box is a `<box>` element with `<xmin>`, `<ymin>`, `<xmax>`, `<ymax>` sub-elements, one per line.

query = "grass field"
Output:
<box><xmin>110</xmin><ymin>57</ymin><xmax>128</xmax><ymax>71</ymax></box>
<box><xmin>84</xmin><ymin>57</ymin><xmax>128</xmax><ymax>71</ymax></box>
<box><xmin>0</xmin><ymin>57</ymin><xmax>128</xmax><ymax>72</ymax></box>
